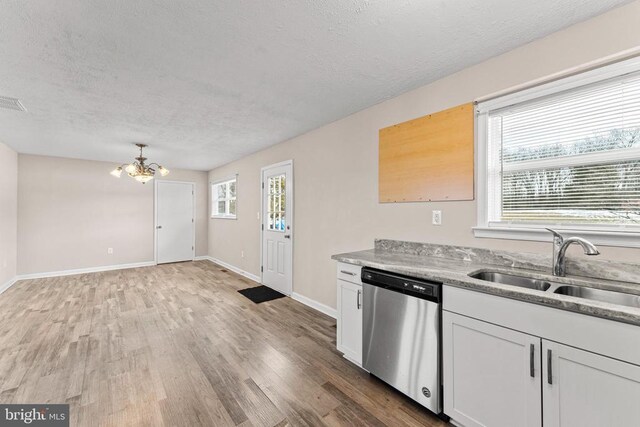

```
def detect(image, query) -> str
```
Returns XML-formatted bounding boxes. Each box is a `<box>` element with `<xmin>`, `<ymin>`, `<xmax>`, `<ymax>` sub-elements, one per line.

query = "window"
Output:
<box><xmin>211</xmin><ymin>176</ymin><xmax>237</xmax><ymax>219</ymax></box>
<box><xmin>476</xmin><ymin>57</ymin><xmax>640</xmax><ymax>246</ymax></box>
<box><xmin>266</xmin><ymin>174</ymin><xmax>286</xmax><ymax>231</ymax></box>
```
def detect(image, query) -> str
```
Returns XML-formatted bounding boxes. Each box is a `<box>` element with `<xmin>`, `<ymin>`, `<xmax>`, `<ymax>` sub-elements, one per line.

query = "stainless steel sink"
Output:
<box><xmin>470</xmin><ymin>270</ymin><xmax>640</xmax><ymax>310</ymax></box>
<box><xmin>554</xmin><ymin>286</ymin><xmax>640</xmax><ymax>309</ymax></box>
<box><xmin>469</xmin><ymin>271</ymin><xmax>551</xmax><ymax>291</ymax></box>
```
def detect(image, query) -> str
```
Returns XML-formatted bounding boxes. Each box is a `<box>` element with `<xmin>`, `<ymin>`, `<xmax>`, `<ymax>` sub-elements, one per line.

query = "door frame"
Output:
<box><xmin>260</xmin><ymin>159</ymin><xmax>294</xmax><ymax>295</ymax></box>
<box><xmin>154</xmin><ymin>180</ymin><xmax>196</xmax><ymax>265</ymax></box>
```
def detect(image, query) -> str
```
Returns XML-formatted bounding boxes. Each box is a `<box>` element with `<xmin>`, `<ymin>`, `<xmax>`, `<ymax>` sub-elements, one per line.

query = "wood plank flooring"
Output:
<box><xmin>0</xmin><ymin>261</ymin><xmax>448</xmax><ymax>427</ymax></box>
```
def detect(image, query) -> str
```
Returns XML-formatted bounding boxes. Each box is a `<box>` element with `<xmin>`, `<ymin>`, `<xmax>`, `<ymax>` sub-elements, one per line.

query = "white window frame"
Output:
<box><xmin>474</xmin><ymin>56</ymin><xmax>640</xmax><ymax>248</ymax></box>
<box><xmin>211</xmin><ymin>175</ymin><xmax>237</xmax><ymax>219</ymax></box>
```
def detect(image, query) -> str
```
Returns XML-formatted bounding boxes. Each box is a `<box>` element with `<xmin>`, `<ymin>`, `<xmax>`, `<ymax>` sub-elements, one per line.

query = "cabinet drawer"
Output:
<box><xmin>337</xmin><ymin>262</ymin><xmax>362</xmax><ymax>284</ymax></box>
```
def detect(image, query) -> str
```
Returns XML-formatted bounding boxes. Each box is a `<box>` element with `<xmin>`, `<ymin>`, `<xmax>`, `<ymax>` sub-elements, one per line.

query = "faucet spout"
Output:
<box><xmin>569</xmin><ymin>237</ymin><xmax>600</xmax><ymax>256</ymax></box>
<box><xmin>547</xmin><ymin>229</ymin><xmax>600</xmax><ymax>276</ymax></box>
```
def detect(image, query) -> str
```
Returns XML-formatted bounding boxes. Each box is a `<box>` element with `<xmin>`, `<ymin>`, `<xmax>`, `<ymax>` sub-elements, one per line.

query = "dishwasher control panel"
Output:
<box><xmin>361</xmin><ymin>268</ymin><xmax>441</xmax><ymax>301</ymax></box>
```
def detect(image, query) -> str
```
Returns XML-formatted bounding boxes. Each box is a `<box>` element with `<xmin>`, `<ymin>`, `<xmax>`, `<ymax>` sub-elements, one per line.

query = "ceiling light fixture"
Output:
<box><xmin>110</xmin><ymin>143</ymin><xmax>169</xmax><ymax>184</ymax></box>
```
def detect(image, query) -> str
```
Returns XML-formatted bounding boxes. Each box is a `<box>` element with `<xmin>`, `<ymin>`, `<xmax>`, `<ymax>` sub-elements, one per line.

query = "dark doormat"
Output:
<box><xmin>238</xmin><ymin>286</ymin><xmax>286</xmax><ymax>304</ymax></box>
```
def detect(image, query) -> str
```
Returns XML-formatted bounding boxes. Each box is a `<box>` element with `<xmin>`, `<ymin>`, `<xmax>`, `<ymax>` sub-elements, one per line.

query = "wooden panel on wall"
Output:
<box><xmin>379</xmin><ymin>102</ymin><xmax>474</xmax><ymax>203</ymax></box>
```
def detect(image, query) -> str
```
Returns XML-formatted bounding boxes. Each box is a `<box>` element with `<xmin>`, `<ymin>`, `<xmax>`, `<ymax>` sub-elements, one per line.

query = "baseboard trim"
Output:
<box><xmin>194</xmin><ymin>255</ymin><xmax>210</xmax><ymax>261</ymax></box>
<box><xmin>0</xmin><ymin>277</ymin><xmax>18</xmax><ymax>295</ymax></box>
<box><xmin>201</xmin><ymin>257</ymin><xmax>336</xmax><ymax>318</ymax></box>
<box><xmin>343</xmin><ymin>354</ymin><xmax>365</xmax><ymax>370</ymax></box>
<box><xmin>16</xmin><ymin>261</ymin><xmax>157</xmax><ymax>281</ymax></box>
<box><xmin>291</xmin><ymin>292</ymin><xmax>337</xmax><ymax>319</ymax></box>
<box><xmin>205</xmin><ymin>257</ymin><xmax>261</xmax><ymax>283</ymax></box>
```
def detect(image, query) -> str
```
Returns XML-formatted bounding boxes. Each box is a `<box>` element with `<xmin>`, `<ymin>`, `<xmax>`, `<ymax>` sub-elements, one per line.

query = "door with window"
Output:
<box><xmin>261</xmin><ymin>161</ymin><xmax>293</xmax><ymax>295</ymax></box>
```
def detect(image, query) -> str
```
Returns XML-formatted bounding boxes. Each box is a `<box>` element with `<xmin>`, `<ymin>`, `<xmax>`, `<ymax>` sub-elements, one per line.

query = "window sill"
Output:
<box><xmin>211</xmin><ymin>215</ymin><xmax>237</xmax><ymax>220</ymax></box>
<box><xmin>473</xmin><ymin>226</ymin><xmax>640</xmax><ymax>248</ymax></box>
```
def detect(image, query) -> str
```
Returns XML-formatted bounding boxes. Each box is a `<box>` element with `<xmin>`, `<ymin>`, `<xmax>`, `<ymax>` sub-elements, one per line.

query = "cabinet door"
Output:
<box><xmin>336</xmin><ymin>279</ymin><xmax>362</xmax><ymax>365</ymax></box>
<box><xmin>443</xmin><ymin>311</ymin><xmax>542</xmax><ymax>427</ymax></box>
<box><xmin>543</xmin><ymin>340</ymin><xmax>640</xmax><ymax>427</ymax></box>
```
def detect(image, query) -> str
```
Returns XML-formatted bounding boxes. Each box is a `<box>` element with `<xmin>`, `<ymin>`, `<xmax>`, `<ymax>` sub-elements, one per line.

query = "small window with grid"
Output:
<box><xmin>267</xmin><ymin>174</ymin><xmax>286</xmax><ymax>231</ymax></box>
<box><xmin>211</xmin><ymin>176</ymin><xmax>237</xmax><ymax>219</ymax></box>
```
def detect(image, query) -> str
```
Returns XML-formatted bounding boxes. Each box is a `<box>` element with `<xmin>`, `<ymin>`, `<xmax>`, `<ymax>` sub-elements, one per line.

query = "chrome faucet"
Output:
<box><xmin>546</xmin><ymin>228</ymin><xmax>600</xmax><ymax>277</ymax></box>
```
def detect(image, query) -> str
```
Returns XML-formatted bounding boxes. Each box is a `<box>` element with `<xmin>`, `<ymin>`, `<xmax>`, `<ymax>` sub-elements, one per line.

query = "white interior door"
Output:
<box><xmin>261</xmin><ymin>161</ymin><xmax>293</xmax><ymax>295</ymax></box>
<box><xmin>156</xmin><ymin>181</ymin><xmax>195</xmax><ymax>264</ymax></box>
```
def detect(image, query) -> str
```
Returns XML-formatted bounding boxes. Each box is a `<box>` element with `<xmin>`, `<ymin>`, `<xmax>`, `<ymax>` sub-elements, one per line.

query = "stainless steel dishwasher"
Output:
<box><xmin>362</xmin><ymin>267</ymin><xmax>443</xmax><ymax>415</ymax></box>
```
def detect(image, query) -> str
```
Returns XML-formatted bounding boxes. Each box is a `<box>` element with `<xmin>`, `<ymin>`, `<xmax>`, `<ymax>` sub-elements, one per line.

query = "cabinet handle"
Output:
<box><xmin>530</xmin><ymin>344</ymin><xmax>535</xmax><ymax>378</ymax></box>
<box><xmin>340</xmin><ymin>270</ymin><xmax>357</xmax><ymax>276</ymax></box>
<box><xmin>547</xmin><ymin>349</ymin><xmax>553</xmax><ymax>385</ymax></box>
<box><xmin>357</xmin><ymin>289</ymin><xmax>361</xmax><ymax>309</ymax></box>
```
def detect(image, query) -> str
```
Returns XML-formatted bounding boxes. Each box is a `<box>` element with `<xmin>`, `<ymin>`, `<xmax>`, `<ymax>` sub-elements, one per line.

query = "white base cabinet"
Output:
<box><xmin>336</xmin><ymin>262</ymin><xmax>363</xmax><ymax>366</ymax></box>
<box><xmin>337</xmin><ymin>279</ymin><xmax>362</xmax><ymax>364</ymax></box>
<box><xmin>443</xmin><ymin>286</ymin><xmax>640</xmax><ymax>427</ymax></box>
<box><xmin>543</xmin><ymin>341</ymin><xmax>640</xmax><ymax>427</ymax></box>
<box><xmin>443</xmin><ymin>311</ymin><xmax>541</xmax><ymax>427</ymax></box>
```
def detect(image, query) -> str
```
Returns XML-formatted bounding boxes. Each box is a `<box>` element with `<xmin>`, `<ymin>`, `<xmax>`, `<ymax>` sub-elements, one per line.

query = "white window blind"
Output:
<box><xmin>485</xmin><ymin>70</ymin><xmax>640</xmax><ymax>230</ymax></box>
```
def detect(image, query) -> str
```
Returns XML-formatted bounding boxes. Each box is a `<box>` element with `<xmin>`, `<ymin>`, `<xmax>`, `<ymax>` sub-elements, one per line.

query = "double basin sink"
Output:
<box><xmin>470</xmin><ymin>271</ymin><xmax>640</xmax><ymax>309</ymax></box>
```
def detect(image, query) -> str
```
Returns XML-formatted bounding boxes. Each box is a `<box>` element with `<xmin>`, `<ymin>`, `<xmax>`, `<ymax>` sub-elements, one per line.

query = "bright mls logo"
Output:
<box><xmin>0</xmin><ymin>405</ymin><xmax>68</xmax><ymax>426</ymax></box>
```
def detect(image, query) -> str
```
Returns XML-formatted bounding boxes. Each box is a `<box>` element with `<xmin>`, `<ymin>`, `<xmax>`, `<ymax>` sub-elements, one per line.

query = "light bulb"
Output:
<box><xmin>158</xmin><ymin>166</ymin><xmax>170</xmax><ymax>176</ymax></box>
<box><xmin>110</xmin><ymin>167</ymin><xmax>123</xmax><ymax>178</ymax></box>
<box><xmin>125</xmin><ymin>163</ymin><xmax>137</xmax><ymax>174</ymax></box>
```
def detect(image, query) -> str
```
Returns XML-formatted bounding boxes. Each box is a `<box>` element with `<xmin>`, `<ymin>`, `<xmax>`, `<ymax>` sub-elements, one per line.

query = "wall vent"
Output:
<box><xmin>0</xmin><ymin>96</ymin><xmax>26</xmax><ymax>112</ymax></box>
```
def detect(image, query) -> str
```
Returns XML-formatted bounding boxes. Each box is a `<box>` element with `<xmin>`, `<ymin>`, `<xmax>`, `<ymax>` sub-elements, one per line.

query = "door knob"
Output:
<box><xmin>156</xmin><ymin>225</ymin><xmax>162</xmax><ymax>229</ymax></box>
<box><xmin>284</xmin><ymin>234</ymin><xmax>290</xmax><ymax>239</ymax></box>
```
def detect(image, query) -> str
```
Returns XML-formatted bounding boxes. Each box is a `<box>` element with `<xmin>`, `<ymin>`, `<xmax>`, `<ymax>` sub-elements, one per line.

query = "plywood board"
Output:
<box><xmin>379</xmin><ymin>102</ymin><xmax>474</xmax><ymax>203</ymax></box>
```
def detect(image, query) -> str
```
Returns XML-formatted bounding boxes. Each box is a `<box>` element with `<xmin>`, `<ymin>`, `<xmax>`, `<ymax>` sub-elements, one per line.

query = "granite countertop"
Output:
<box><xmin>332</xmin><ymin>248</ymin><xmax>640</xmax><ymax>327</ymax></box>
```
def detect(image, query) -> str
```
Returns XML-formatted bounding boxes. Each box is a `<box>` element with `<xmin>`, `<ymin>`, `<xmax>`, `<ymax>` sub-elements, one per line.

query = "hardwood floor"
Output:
<box><xmin>0</xmin><ymin>261</ymin><xmax>448</xmax><ymax>427</ymax></box>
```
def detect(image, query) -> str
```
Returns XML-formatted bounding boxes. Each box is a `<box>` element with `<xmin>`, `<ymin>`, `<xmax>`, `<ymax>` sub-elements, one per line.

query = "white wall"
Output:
<box><xmin>0</xmin><ymin>142</ymin><xmax>18</xmax><ymax>287</ymax></box>
<box><xmin>208</xmin><ymin>1</ymin><xmax>640</xmax><ymax>310</ymax></box>
<box><xmin>18</xmin><ymin>154</ymin><xmax>208</xmax><ymax>275</ymax></box>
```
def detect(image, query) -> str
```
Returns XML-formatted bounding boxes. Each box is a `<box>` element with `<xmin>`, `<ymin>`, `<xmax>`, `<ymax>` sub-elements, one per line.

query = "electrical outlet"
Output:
<box><xmin>257</xmin><ymin>211</ymin><xmax>260</xmax><ymax>220</ymax></box>
<box><xmin>107</xmin><ymin>248</ymin><xmax>113</xmax><ymax>255</ymax></box>
<box><xmin>432</xmin><ymin>210</ymin><xmax>442</xmax><ymax>226</ymax></box>
<box><xmin>241</xmin><ymin>250</ymin><xmax>245</xmax><ymax>258</ymax></box>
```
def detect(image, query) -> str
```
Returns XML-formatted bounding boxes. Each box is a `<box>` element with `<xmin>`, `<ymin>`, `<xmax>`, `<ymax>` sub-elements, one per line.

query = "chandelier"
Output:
<box><xmin>110</xmin><ymin>143</ymin><xmax>169</xmax><ymax>184</ymax></box>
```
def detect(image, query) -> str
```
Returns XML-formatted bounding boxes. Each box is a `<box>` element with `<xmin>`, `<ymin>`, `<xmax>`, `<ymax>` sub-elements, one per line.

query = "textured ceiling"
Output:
<box><xmin>0</xmin><ymin>0</ymin><xmax>632</xmax><ymax>171</ymax></box>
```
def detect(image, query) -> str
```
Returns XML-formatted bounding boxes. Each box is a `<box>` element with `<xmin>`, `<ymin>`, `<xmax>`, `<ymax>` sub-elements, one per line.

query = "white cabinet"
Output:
<box><xmin>543</xmin><ymin>341</ymin><xmax>640</xmax><ymax>427</ymax></box>
<box><xmin>443</xmin><ymin>311</ymin><xmax>542</xmax><ymax>427</ymax></box>
<box><xmin>336</xmin><ymin>262</ymin><xmax>363</xmax><ymax>366</ymax></box>
<box><xmin>443</xmin><ymin>286</ymin><xmax>640</xmax><ymax>427</ymax></box>
<box><xmin>337</xmin><ymin>279</ymin><xmax>362</xmax><ymax>364</ymax></box>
